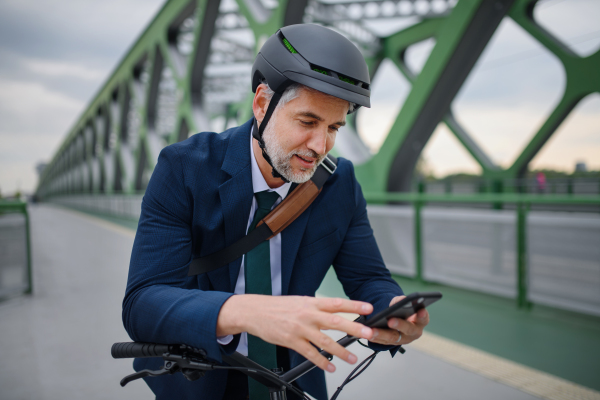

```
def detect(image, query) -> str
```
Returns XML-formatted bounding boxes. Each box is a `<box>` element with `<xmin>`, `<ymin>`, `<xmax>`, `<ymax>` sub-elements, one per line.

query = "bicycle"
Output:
<box><xmin>112</xmin><ymin>315</ymin><xmax>405</xmax><ymax>400</ymax></box>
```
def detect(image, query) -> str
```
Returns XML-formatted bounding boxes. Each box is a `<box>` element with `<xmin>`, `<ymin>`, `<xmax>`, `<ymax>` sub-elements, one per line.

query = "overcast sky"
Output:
<box><xmin>0</xmin><ymin>0</ymin><xmax>599</xmax><ymax>195</ymax></box>
<box><xmin>0</xmin><ymin>0</ymin><xmax>164</xmax><ymax>195</ymax></box>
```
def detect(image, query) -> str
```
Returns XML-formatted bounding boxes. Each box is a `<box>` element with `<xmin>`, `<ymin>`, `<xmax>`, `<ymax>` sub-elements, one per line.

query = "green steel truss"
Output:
<box><xmin>36</xmin><ymin>0</ymin><xmax>600</xmax><ymax>198</ymax></box>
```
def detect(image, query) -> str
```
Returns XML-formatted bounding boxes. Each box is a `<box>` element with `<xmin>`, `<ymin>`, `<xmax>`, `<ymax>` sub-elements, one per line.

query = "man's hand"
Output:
<box><xmin>368</xmin><ymin>295</ymin><xmax>430</xmax><ymax>346</ymax></box>
<box><xmin>217</xmin><ymin>295</ymin><xmax>375</xmax><ymax>372</ymax></box>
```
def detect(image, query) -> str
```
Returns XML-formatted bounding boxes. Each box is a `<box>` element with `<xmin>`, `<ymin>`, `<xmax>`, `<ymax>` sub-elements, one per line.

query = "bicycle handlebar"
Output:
<box><xmin>111</xmin><ymin>316</ymin><xmax>384</xmax><ymax>399</ymax></box>
<box><xmin>111</xmin><ymin>342</ymin><xmax>171</xmax><ymax>359</ymax></box>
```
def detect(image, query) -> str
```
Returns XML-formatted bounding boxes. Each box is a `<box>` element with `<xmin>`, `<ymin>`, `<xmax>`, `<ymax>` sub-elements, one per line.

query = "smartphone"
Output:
<box><xmin>363</xmin><ymin>292</ymin><xmax>442</xmax><ymax>329</ymax></box>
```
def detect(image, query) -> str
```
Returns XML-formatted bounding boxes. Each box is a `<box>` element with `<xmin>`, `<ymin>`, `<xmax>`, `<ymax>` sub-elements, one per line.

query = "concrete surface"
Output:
<box><xmin>0</xmin><ymin>204</ymin><xmax>544</xmax><ymax>399</ymax></box>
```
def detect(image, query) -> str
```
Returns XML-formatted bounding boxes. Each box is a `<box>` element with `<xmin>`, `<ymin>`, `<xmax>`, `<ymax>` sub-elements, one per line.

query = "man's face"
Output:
<box><xmin>262</xmin><ymin>87</ymin><xmax>349</xmax><ymax>183</ymax></box>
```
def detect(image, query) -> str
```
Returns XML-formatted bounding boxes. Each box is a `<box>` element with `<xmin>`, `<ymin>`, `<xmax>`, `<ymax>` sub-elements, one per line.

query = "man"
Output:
<box><xmin>123</xmin><ymin>24</ymin><xmax>429</xmax><ymax>400</ymax></box>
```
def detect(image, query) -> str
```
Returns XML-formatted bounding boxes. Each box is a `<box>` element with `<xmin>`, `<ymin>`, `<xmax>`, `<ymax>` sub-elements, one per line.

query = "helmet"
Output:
<box><xmin>252</xmin><ymin>24</ymin><xmax>371</xmax><ymax>111</ymax></box>
<box><xmin>251</xmin><ymin>24</ymin><xmax>371</xmax><ymax>182</ymax></box>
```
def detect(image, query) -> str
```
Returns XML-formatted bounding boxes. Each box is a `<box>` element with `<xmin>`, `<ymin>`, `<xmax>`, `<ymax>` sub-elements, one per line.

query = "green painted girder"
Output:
<box><xmin>36</xmin><ymin>0</ymin><xmax>600</xmax><ymax>201</ymax></box>
<box><xmin>353</xmin><ymin>0</ymin><xmax>599</xmax><ymax>193</ymax></box>
<box><xmin>354</xmin><ymin>0</ymin><xmax>513</xmax><ymax>193</ymax></box>
<box><xmin>37</xmin><ymin>0</ymin><xmax>307</xmax><ymax>199</ymax></box>
<box><xmin>506</xmin><ymin>0</ymin><xmax>600</xmax><ymax>179</ymax></box>
<box><xmin>443</xmin><ymin>112</ymin><xmax>500</xmax><ymax>173</ymax></box>
<box><xmin>38</xmin><ymin>0</ymin><xmax>199</xmax><ymax>197</ymax></box>
<box><xmin>382</xmin><ymin>18</ymin><xmax>500</xmax><ymax>175</ymax></box>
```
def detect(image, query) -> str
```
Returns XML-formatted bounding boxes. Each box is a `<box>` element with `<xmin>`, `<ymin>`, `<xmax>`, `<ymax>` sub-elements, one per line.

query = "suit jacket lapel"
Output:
<box><xmin>211</xmin><ymin>120</ymin><xmax>254</xmax><ymax>291</ymax></box>
<box><xmin>218</xmin><ymin>168</ymin><xmax>253</xmax><ymax>291</ymax></box>
<box><xmin>281</xmin><ymin>207</ymin><xmax>311</xmax><ymax>296</ymax></box>
<box><xmin>208</xmin><ymin>118</ymin><xmax>313</xmax><ymax>294</ymax></box>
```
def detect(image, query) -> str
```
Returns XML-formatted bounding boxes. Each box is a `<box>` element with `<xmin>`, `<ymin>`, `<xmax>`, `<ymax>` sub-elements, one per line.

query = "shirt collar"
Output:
<box><xmin>250</xmin><ymin>126</ymin><xmax>292</xmax><ymax>199</ymax></box>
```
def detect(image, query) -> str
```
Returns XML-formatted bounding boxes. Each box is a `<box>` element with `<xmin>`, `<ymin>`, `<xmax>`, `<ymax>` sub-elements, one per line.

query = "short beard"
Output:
<box><xmin>262</xmin><ymin>114</ymin><xmax>326</xmax><ymax>184</ymax></box>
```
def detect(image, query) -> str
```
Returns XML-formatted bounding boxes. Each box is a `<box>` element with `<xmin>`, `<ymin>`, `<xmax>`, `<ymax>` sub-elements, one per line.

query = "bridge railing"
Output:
<box><xmin>50</xmin><ymin>194</ymin><xmax>144</xmax><ymax>221</ymax></box>
<box><xmin>364</xmin><ymin>193</ymin><xmax>600</xmax><ymax>317</ymax></box>
<box><xmin>44</xmin><ymin>190</ymin><xmax>600</xmax><ymax>317</ymax></box>
<box><xmin>0</xmin><ymin>201</ymin><xmax>32</xmax><ymax>300</ymax></box>
<box><xmin>419</xmin><ymin>177</ymin><xmax>600</xmax><ymax>196</ymax></box>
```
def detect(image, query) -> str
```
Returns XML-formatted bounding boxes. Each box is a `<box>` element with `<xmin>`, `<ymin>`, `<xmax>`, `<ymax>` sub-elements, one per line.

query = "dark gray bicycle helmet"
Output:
<box><xmin>251</xmin><ymin>23</ymin><xmax>371</xmax><ymax>181</ymax></box>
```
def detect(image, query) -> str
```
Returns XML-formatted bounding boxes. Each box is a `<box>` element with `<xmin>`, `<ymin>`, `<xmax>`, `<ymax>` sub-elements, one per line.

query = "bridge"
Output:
<box><xmin>1</xmin><ymin>0</ymin><xmax>600</xmax><ymax>398</ymax></box>
<box><xmin>2</xmin><ymin>203</ymin><xmax>599</xmax><ymax>399</ymax></box>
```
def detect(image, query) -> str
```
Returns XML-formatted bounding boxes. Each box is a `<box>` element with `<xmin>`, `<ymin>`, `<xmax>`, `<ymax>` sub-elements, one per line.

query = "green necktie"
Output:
<box><xmin>245</xmin><ymin>190</ymin><xmax>280</xmax><ymax>400</ymax></box>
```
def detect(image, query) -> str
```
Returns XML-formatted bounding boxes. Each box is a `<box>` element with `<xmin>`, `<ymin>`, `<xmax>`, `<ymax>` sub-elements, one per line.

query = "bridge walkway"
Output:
<box><xmin>0</xmin><ymin>204</ymin><xmax>598</xmax><ymax>399</ymax></box>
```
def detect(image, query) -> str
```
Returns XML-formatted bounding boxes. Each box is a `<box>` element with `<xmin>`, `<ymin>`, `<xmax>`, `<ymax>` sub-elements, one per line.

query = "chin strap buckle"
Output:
<box><xmin>321</xmin><ymin>154</ymin><xmax>337</xmax><ymax>175</ymax></box>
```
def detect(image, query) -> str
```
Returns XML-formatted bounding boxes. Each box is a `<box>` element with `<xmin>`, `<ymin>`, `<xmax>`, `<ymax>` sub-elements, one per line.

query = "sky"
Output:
<box><xmin>0</xmin><ymin>0</ymin><xmax>165</xmax><ymax>195</ymax></box>
<box><xmin>0</xmin><ymin>0</ymin><xmax>599</xmax><ymax>195</ymax></box>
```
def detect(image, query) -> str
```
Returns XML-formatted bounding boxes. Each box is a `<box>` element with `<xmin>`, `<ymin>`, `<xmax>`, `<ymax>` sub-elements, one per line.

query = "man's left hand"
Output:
<box><xmin>368</xmin><ymin>295</ymin><xmax>430</xmax><ymax>346</ymax></box>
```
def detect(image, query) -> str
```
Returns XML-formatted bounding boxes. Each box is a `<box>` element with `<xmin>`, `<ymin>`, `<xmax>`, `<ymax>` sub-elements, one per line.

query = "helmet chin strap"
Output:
<box><xmin>252</xmin><ymin>91</ymin><xmax>290</xmax><ymax>183</ymax></box>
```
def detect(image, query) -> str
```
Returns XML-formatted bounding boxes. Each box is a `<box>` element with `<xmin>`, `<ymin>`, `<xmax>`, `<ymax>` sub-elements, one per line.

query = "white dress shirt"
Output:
<box><xmin>216</xmin><ymin>129</ymin><xmax>292</xmax><ymax>355</ymax></box>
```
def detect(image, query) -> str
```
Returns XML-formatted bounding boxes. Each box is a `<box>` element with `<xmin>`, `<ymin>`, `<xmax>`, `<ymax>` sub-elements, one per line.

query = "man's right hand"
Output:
<box><xmin>217</xmin><ymin>294</ymin><xmax>374</xmax><ymax>372</ymax></box>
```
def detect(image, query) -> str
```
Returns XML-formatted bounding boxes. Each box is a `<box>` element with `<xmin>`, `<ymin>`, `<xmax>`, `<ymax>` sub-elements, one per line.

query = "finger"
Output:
<box><xmin>295</xmin><ymin>340</ymin><xmax>337</xmax><ymax>372</ymax></box>
<box><xmin>316</xmin><ymin>312</ymin><xmax>373</xmax><ymax>339</ymax></box>
<box><xmin>406</xmin><ymin>308</ymin><xmax>430</xmax><ymax>326</ymax></box>
<box><xmin>389</xmin><ymin>295</ymin><xmax>406</xmax><ymax>306</ymax></box>
<box><xmin>316</xmin><ymin>297</ymin><xmax>373</xmax><ymax>315</ymax></box>
<box><xmin>369</xmin><ymin>328</ymin><xmax>404</xmax><ymax>345</ymax></box>
<box><xmin>416</xmin><ymin>308</ymin><xmax>430</xmax><ymax>325</ymax></box>
<box><xmin>307</xmin><ymin>330</ymin><xmax>358</xmax><ymax>365</ymax></box>
<box><xmin>387</xmin><ymin>317</ymin><xmax>419</xmax><ymax>336</ymax></box>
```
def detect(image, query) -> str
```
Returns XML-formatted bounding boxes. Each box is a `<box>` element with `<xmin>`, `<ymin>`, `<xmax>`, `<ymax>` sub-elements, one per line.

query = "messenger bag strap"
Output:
<box><xmin>187</xmin><ymin>154</ymin><xmax>337</xmax><ymax>276</ymax></box>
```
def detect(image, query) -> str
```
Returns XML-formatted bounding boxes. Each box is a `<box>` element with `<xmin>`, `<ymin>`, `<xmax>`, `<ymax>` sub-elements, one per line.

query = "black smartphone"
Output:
<box><xmin>363</xmin><ymin>292</ymin><xmax>442</xmax><ymax>329</ymax></box>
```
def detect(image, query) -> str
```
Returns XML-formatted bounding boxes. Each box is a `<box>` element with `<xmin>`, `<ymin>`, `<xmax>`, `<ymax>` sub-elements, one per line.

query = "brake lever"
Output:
<box><xmin>120</xmin><ymin>360</ymin><xmax>179</xmax><ymax>387</ymax></box>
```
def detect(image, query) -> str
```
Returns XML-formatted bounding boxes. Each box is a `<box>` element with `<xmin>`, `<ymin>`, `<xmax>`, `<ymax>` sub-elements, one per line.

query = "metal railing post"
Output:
<box><xmin>567</xmin><ymin>178</ymin><xmax>573</xmax><ymax>195</ymax></box>
<box><xmin>0</xmin><ymin>201</ymin><xmax>33</xmax><ymax>298</ymax></box>
<box><xmin>414</xmin><ymin>198</ymin><xmax>424</xmax><ymax>282</ymax></box>
<box><xmin>492</xmin><ymin>179</ymin><xmax>503</xmax><ymax>210</ymax></box>
<box><xmin>24</xmin><ymin>203</ymin><xmax>33</xmax><ymax>295</ymax></box>
<box><xmin>516</xmin><ymin>201</ymin><xmax>530</xmax><ymax>308</ymax></box>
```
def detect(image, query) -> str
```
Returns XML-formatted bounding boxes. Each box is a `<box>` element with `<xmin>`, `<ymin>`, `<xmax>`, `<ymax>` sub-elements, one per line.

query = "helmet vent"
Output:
<box><xmin>337</xmin><ymin>73</ymin><xmax>356</xmax><ymax>86</ymax></box>
<box><xmin>282</xmin><ymin>37</ymin><xmax>298</xmax><ymax>54</ymax></box>
<box><xmin>279</xmin><ymin>31</ymin><xmax>364</xmax><ymax>89</ymax></box>
<box><xmin>311</xmin><ymin>64</ymin><xmax>362</xmax><ymax>87</ymax></box>
<box><xmin>313</xmin><ymin>67</ymin><xmax>329</xmax><ymax>76</ymax></box>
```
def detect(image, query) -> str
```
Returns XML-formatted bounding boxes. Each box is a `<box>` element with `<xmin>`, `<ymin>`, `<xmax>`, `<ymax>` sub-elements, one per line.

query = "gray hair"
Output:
<box><xmin>260</xmin><ymin>81</ymin><xmax>354</xmax><ymax>113</ymax></box>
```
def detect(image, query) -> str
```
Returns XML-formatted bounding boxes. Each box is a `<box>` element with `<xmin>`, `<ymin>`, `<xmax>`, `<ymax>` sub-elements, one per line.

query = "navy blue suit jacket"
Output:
<box><xmin>123</xmin><ymin>118</ymin><xmax>403</xmax><ymax>399</ymax></box>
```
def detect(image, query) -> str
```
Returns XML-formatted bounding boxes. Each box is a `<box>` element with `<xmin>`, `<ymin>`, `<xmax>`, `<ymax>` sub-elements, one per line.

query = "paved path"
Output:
<box><xmin>0</xmin><ymin>205</ymin><xmax>151</xmax><ymax>400</ymax></box>
<box><xmin>0</xmin><ymin>204</ymin><xmax>547</xmax><ymax>399</ymax></box>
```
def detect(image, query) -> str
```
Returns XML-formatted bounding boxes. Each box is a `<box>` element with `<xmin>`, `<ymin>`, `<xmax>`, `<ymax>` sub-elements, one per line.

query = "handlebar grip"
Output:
<box><xmin>111</xmin><ymin>342</ymin><xmax>170</xmax><ymax>359</ymax></box>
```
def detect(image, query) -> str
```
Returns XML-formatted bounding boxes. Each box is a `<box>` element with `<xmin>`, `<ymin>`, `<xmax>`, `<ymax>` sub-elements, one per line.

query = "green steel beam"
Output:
<box><xmin>363</xmin><ymin>192</ymin><xmax>600</xmax><ymax>205</ymax></box>
<box><xmin>388</xmin><ymin>0</ymin><xmax>514</xmax><ymax>192</ymax></box>
<box><xmin>384</xmin><ymin>19</ymin><xmax>499</xmax><ymax>175</ymax></box>
<box><xmin>190</xmin><ymin>0</ymin><xmax>221</xmax><ymax>107</ymax></box>
<box><xmin>37</xmin><ymin>0</ymin><xmax>197</xmax><ymax>197</ymax></box>
<box><xmin>443</xmin><ymin>112</ymin><xmax>499</xmax><ymax>173</ymax></box>
<box><xmin>354</xmin><ymin>0</ymin><xmax>516</xmax><ymax>193</ymax></box>
<box><xmin>36</xmin><ymin>0</ymin><xmax>599</xmax><ymax>204</ymax></box>
<box><xmin>507</xmin><ymin>0</ymin><xmax>600</xmax><ymax>179</ymax></box>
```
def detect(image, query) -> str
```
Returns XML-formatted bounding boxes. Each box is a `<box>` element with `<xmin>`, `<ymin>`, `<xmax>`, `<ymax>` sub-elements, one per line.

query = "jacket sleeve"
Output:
<box><xmin>122</xmin><ymin>144</ymin><xmax>236</xmax><ymax>363</ymax></box>
<box><xmin>332</xmin><ymin>161</ymin><xmax>404</xmax><ymax>353</ymax></box>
